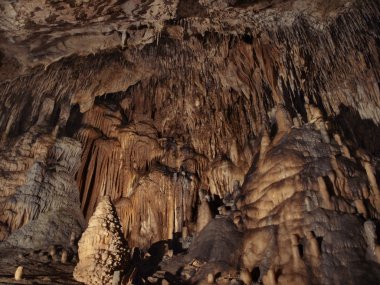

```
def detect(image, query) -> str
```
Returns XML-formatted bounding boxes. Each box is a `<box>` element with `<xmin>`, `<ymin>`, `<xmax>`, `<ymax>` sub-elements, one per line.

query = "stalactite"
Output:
<box><xmin>0</xmin><ymin>1</ymin><xmax>380</xmax><ymax>283</ymax></box>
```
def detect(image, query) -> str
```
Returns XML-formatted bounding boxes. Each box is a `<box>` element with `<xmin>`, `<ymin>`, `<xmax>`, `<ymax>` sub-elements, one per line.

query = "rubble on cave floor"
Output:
<box><xmin>0</xmin><ymin>245</ymin><xmax>80</xmax><ymax>285</ymax></box>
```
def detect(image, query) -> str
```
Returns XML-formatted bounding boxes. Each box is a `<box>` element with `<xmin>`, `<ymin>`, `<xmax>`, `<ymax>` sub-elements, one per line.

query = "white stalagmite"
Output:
<box><xmin>73</xmin><ymin>196</ymin><xmax>128</xmax><ymax>285</ymax></box>
<box><xmin>14</xmin><ymin>266</ymin><xmax>23</xmax><ymax>281</ymax></box>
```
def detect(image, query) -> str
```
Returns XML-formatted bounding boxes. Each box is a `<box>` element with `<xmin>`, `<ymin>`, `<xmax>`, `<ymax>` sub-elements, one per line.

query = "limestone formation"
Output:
<box><xmin>14</xmin><ymin>266</ymin><xmax>23</xmax><ymax>281</ymax></box>
<box><xmin>207</xmin><ymin>273</ymin><xmax>214</xmax><ymax>284</ymax></box>
<box><xmin>61</xmin><ymin>249</ymin><xmax>68</xmax><ymax>264</ymax></box>
<box><xmin>0</xmin><ymin>0</ymin><xmax>380</xmax><ymax>284</ymax></box>
<box><xmin>364</xmin><ymin>221</ymin><xmax>380</xmax><ymax>263</ymax></box>
<box><xmin>73</xmin><ymin>196</ymin><xmax>128</xmax><ymax>285</ymax></box>
<box><xmin>262</xmin><ymin>269</ymin><xmax>276</xmax><ymax>285</ymax></box>
<box><xmin>239</xmin><ymin>269</ymin><xmax>252</xmax><ymax>285</ymax></box>
<box><xmin>274</xmin><ymin>104</ymin><xmax>292</xmax><ymax>142</ymax></box>
<box><xmin>196</xmin><ymin>191</ymin><xmax>213</xmax><ymax>233</ymax></box>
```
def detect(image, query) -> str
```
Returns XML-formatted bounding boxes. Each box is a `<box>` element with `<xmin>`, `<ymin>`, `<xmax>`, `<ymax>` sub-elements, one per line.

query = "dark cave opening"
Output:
<box><xmin>323</xmin><ymin>176</ymin><xmax>335</xmax><ymax>197</ymax></box>
<box><xmin>298</xmin><ymin>243</ymin><xmax>304</xmax><ymax>259</ymax></box>
<box><xmin>251</xmin><ymin>266</ymin><xmax>261</xmax><ymax>282</ymax></box>
<box><xmin>333</xmin><ymin>105</ymin><xmax>380</xmax><ymax>157</ymax></box>
<box><xmin>208</xmin><ymin>194</ymin><xmax>225</xmax><ymax>218</ymax></box>
<box><xmin>316</xmin><ymin>236</ymin><xmax>323</xmax><ymax>250</ymax></box>
<box><xmin>62</xmin><ymin>103</ymin><xmax>82</xmax><ymax>138</ymax></box>
<box><xmin>332</xmin><ymin>104</ymin><xmax>380</xmax><ymax>182</ymax></box>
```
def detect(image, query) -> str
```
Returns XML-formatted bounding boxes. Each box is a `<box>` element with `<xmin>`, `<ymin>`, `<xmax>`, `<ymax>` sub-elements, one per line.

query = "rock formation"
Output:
<box><xmin>73</xmin><ymin>196</ymin><xmax>128</xmax><ymax>285</ymax></box>
<box><xmin>0</xmin><ymin>0</ymin><xmax>380</xmax><ymax>284</ymax></box>
<box><xmin>14</xmin><ymin>266</ymin><xmax>23</xmax><ymax>281</ymax></box>
<box><xmin>240</xmin><ymin>120</ymin><xmax>380</xmax><ymax>284</ymax></box>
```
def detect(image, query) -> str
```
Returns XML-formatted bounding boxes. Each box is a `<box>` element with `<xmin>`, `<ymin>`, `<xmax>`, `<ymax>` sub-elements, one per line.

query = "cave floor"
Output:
<box><xmin>0</xmin><ymin>246</ymin><xmax>80</xmax><ymax>285</ymax></box>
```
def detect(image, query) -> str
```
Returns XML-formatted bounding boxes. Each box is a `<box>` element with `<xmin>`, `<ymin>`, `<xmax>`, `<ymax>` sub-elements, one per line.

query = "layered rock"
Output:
<box><xmin>73</xmin><ymin>196</ymin><xmax>128</xmax><ymax>285</ymax></box>
<box><xmin>0</xmin><ymin>132</ymin><xmax>85</xmax><ymax>248</ymax></box>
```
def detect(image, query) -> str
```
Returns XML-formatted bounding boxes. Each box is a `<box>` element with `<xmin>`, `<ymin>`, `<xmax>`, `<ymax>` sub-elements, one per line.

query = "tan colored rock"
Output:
<box><xmin>364</xmin><ymin>221</ymin><xmax>380</xmax><ymax>263</ymax></box>
<box><xmin>73</xmin><ymin>196</ymin><xmax>128</xmax><ymax>285</ymax></box>
<box><xmin>354</xmin><ymin>200</ymin><xmax>368</xmax><ymax>218</ymax></box>
<box><xmin>196</xmin><ymin>191</ymin><xmax>213</xmax><ymax>234</ymax></box>
<box><xmin>70</xmin><ymin>231</ymin><xmax>76</xmax><ymax>247</ymax></box>
<box><xmin>334</xmin><ymin>134</ymin><xmax>351</xmax><ymax>158</ymax></box>
<box><xmin>182</xmin><ymin>226</ymin><xmax>189</xmax><ymax>239</ymax></box>
<box><xmin>317</xmin><ymin>176</ymin><xmax>333</xmax><ymax>210</ymax></box>
<box><xmin>14</xmin><ymin>266</ymin><xmax>23</xmax><ymax>281</ymax></box>
<box><xmin>262</xmin><ymin>269</ymin><xmax>276</xmax><ymax>285</ymax></box>
<box><xmin>240</xmin><ymin>269</ymin><xmax>252</xmax><ymax>285</ymax></box>
<box><xmin>275</xmin><ymin>105</ymin><xmax>293</xmax><ymax>133</ymax></box>
<box><xmin>305</xmin><ymin>231</ymin><xmax>320</xmax><ymax>259</ymax></box>
<box><xmin>260</xmin><ymin>129</ymin><xmax>271</xmax><ymax>160</ymax></box>
<box><xmin>0</xmin><ymin>1</ymin><xmax>380</xmax><ymax>285</ymax></box>
<box><xmin>290</xmin><ymin>235</ymin><xmax>302</xmax><ymax>268</ymax></box>
<box><xmin>293</xmin><ymin>117</ymin><xmax>301</xmax><ymax>128</ymax></box>
<box><xmin>61</xmin><ymin>249</ymin><xmax>68</xmax><ymax>264</ymax></box>
<box><xmin>207</xmin><ymin>273</ymin><xmax>214</xmax><ymax>284</ymax></box>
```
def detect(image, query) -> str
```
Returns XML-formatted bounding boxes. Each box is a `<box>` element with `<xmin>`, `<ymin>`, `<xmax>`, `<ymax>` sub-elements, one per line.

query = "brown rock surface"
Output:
<box><xmin>0</xmin><ymin>0</ymin><xmax>380</xmax><ymax>284</ymax></box>
<box><xmin>240</xmin><ymin>123</ymin><xmax>380</xmax><ymax>284</ymax></box>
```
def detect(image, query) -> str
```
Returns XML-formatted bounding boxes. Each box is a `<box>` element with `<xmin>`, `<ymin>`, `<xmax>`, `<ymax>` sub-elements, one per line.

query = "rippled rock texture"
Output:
<box><xmin>1</xmin><ymin>0</ymin><xmax>380</xmax><ymax>284</ymax></box>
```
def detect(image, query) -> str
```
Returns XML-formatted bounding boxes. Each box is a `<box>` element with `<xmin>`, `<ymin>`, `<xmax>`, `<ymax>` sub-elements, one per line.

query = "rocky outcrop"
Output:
<box><xmin>239</xmin><ymin>106</ymin><xmax>380</xmax><ymax>285</ymax></box>
<box><xmin>0</xmin><ymin>133</ymin><xmax>85</xmax><ymax>249</ymax></box>
<box><xmin>154</xmin><ymin>106</ymin><xmax>380</xmax><ymax>284</ymax></box>
<box><xmin>73</xmin><ymin>196</ymin><xmax>128</xmax><ymax>285</ymax></box>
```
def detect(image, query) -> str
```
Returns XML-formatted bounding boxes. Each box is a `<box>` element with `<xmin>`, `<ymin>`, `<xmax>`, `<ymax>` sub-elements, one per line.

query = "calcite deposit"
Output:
<box><xmin>73</xmin><ymin>196</ymin><xmax>127</xmax><ymax>285</ymax></box>
<box><xmin>0</xmin><ymin>0</ymin><xmax>380</xmax><ymax>284</ymax></box>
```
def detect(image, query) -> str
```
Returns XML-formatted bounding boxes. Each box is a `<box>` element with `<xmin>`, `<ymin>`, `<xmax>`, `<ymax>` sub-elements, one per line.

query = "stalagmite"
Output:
<box><xmin>14</xmin><ymin>266</ymin><xmax>23</xmax><ymax>281</ymax></box>
<box><xmin>61</xmin><ymin>249</ymin><xmax>68</xmax><ymax>263</ymax></box>
<box><xmin>73</xmin><ymin>196</ymin><xmax>128</xmax><ymax>285</ymax></box>
<box><xmin>207</xmin><ymin>273</ymin><xmax>214</xmax><ymax>284</ymax></box>
<box><xmin>196</xmin><ymin>191</ymin><xmax>213</xmax><ymax>233</ymax></box>
<box><xmin>49</xmin><ymin>246</ymin><xmax>57</xmax><ymax>258</ymax></box>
